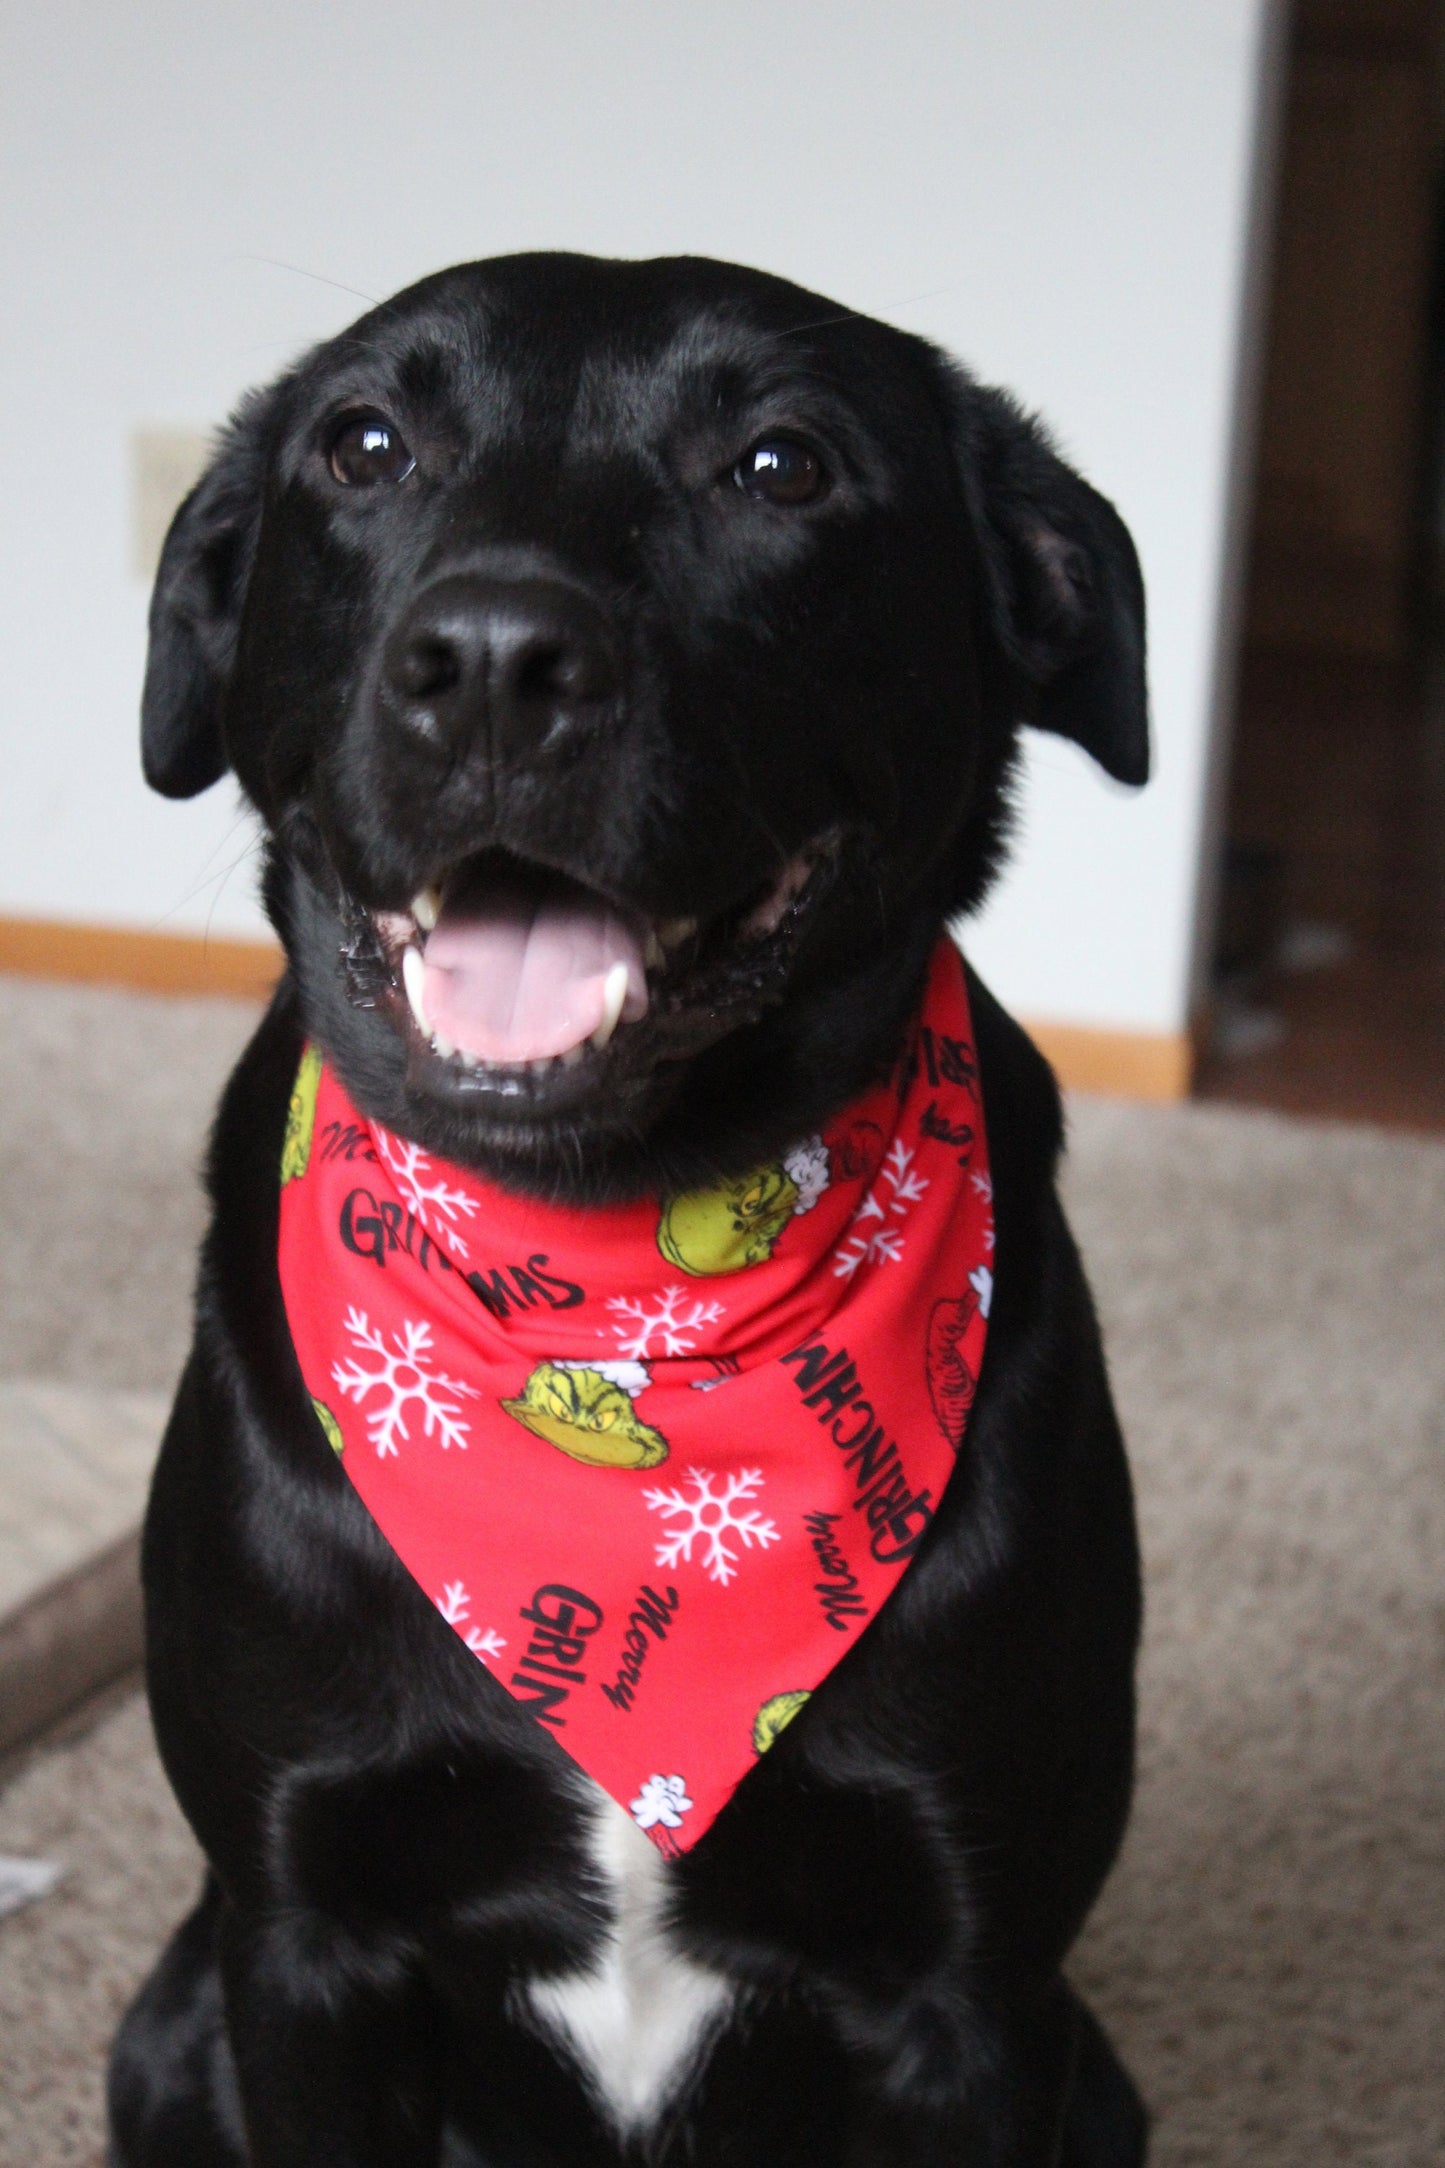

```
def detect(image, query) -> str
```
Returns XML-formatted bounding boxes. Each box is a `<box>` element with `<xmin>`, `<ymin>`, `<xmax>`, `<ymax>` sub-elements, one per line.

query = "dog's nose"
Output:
<box><xmin>382</xmin><ymin>576</ymin><xmax>620</xmax><ymax>761</ymax></box>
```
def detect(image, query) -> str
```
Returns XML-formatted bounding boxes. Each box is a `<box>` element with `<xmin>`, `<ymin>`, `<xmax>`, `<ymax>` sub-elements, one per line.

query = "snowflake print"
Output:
<box><xmin>969</xmin><ymin>1263</ymin><xmax>994</xmax><ymax>1319</ymax></box>
<box><xmin>643</xmin><ymin>1467</ymin><xmax>780</xmax><ymax>1585</ymax></box>
<box><xmin>435</xmin><ymin>1580</ymin><xmax>506</xmax><ymax>1661</ymax></box>
<box><xmin>630</xmin><ymin>1773</ymin><xmax>693</xmax><ymax>1831</ymax></box>
<box><xmin>882</xmin><ymin>1136</ymin><xmax>930</xmax><ymax>1205</ymax></box>
<box><xmin>970</xmin><ymin>1170</ymin><xmax>993</xmax><ymax>1203</ymax></box>
<box><xmin>606</xmin><ymin>1285</ymin><xmax>725</xmax><ymax>1361</ymax></box>
<box><xmin>331</xmin><ymin>1307</ymin><xmax>478</xmax><ymax>1456</ymax></box>
<box><xmin>834</xmin><ymin>1137</ymin><xmax>930</xmax><ymax>1278</ymax></box>
<box><xmin>376</xmin><ymin>1133</ymin><xmax>480</xmax><ymax>1258</ymax></box>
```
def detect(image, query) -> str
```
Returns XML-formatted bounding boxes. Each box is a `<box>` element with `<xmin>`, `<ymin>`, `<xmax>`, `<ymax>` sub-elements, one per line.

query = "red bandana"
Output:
<box><xmin>277</xmin><ymin>938</ymin><xmax>992</xmax><ymax>1852</ymax></box>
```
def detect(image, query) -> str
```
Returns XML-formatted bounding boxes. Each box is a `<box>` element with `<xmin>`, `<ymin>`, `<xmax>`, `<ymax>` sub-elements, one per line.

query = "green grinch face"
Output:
<box><xmin>753</xmin><ymin>1689</ymin><xmax>810</xmax><ymax>1753</ymax></box>
<box><xmin>310</xmin><ymin>1397</ymin><xmax>345</xmax><ymax>1455</ymax></box>
<box><xmin>658</xmin><ymin>1162</ymin><xmax>800</xmax><ymax>1277</ymax></box>
<box><xmin>501</xmin><ymin>1361</ymin><xmax>669</xmax><ymax>1469</ymax></box>
<box><xmin>281</xmin><ymin>1042</ymin><xmax>323</xmax><ymax>1183</ymax></box>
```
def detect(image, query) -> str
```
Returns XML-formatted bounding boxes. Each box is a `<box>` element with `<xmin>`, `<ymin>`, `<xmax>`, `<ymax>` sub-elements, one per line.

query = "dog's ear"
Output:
<box><xmin>140</xmin><ymin>388</ymin><xmax>276</xmax><ymax>798</ymax></box>
<box><xmin>937</xmin><ymin>364</ymin><xmax>1149</xmax><ymax>786</ymax></box>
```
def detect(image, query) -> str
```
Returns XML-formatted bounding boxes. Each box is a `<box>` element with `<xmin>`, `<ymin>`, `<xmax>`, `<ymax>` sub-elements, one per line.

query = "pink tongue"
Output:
<box><xmin>422</xmin><ymin>887</ymin><xmax>648</xmax><ymax>1063</ymax></box>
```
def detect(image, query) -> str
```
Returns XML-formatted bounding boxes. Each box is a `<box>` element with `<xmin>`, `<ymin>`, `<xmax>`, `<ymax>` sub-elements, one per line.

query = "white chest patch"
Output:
<box><xmin>519</xmin><ymin>1781</ymin><xmax>734</xmax><ymax>2137</ymax></box>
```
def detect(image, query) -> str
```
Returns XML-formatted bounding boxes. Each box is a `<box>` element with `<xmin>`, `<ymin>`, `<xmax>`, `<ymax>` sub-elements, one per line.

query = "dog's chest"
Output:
<box><xmin>518</xmin><ymin>1783</ymin><xmax>734</xmax><ymax>2136</ymax></box>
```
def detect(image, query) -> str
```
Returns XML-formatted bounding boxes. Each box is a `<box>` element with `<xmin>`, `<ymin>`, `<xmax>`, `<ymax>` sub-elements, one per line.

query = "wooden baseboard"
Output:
<box><xmin>0</xmin><ymin>915</ymin><xmax>282</xmax><ymax>1001</ymax></box>
<box><xmin>1023</xmin><ymin>1019</ymin><xmax>1194</xmax><ymax>1102</ymax></box>
<box><xmin>0</xmin><ymin>915</ymin><xmax>1193</xmax><ymax>1101</ymax></box>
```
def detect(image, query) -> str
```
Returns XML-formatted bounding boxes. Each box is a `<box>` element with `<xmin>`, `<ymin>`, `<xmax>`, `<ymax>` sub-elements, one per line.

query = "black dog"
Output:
<box><xmin>109</xmin><ymin>252</ymin><xmax>1148</xmax><ymax>2167</ymax></box>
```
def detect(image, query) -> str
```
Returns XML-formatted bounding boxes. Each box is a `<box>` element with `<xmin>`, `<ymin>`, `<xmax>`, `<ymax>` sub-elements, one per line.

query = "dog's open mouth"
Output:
<box><xmin>353</xmin><ymin>835</ymin><xmax>839</xmax><ymax>1110</ymax></box>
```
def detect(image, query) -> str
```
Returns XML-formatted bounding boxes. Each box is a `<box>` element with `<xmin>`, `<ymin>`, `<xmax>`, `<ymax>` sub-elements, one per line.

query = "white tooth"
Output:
<box><xmin>432</xmin><ymin>1032</ymin><xmax>456</xmax><ymax>1060</ymax></box>
<box><xmin>561</xmin><ymin>1044</ymin><xmax>586</xmax><ymax>1068</ymax></box>
<box><xmin>590</xmin><ymin>961</ymin><xmax>631</xmax><ymax>1050</ymax></box>
<box><xmin>401</xmin><ymin>945</ymin><xmax>430</xmax><ymax>1036</ymax></box>
<box><xmin>528</xmin><ymin>1057</ymin><xmax>553</xmax><ymax>1076</ymax></box>
<box><xmin>644</xmin><ymin>930</ymin><xmax>665</xmax><ymax>971</ymax></box>
<box><xmin>657</xmin><ymin>916</ymin><xmax>698</xmax><ymax>950</ymax></box>
<box><xmin>411</xmin><ymin>887</ymin><xmax>441</xmax><ymax>933</ymax></box>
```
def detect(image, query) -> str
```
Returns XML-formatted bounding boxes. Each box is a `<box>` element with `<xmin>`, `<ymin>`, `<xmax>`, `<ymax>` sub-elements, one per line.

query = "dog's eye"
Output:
<box><xmin>328</xmin><ymin>413</ymin><xmax>416</xmax><ymax>487</ymax></box>
<box><xmin>733</xmin><ymin>437</ymin><xmax>825</xmax><ymax>506</ymax></box>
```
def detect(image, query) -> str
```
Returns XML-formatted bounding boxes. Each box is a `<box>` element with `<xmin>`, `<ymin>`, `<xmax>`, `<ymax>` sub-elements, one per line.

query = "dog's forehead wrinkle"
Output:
<box><xmin>562</xmin><ymin>333</ymin><xmax>704</xmax><ymax>465</ymax></box>
<box><xmin>293</xmin><ymin>308</ymin><xmax>521</xmax><ymax>445</ymax></box>
<box><xmin>394</xmin><ymin>329</ymin><xmax>521</xmax><ymax>448</ymax></box>
<box><xmin>564</xmin><ymin>311</ymin><xmax>866</xmax><ymax>459</ymax></box>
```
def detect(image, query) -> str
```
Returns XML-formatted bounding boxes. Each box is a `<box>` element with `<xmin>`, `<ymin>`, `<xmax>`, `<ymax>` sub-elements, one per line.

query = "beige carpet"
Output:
<box><xmin>0</xmin><ymin>975</ymin><xmax>1442</xmax><ymax>2166</ymax></box>
<box><xmin>0</xmin><ymin>976</ymin><xmax>258</xmax><ymax>1388</ymax></box>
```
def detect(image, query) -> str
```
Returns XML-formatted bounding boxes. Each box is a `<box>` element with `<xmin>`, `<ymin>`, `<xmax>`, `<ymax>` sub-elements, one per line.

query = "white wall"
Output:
<box><xmin>0</xmin><ymin>0</ymin><xmax>1275</xmax><ymax>1036</ymax></box>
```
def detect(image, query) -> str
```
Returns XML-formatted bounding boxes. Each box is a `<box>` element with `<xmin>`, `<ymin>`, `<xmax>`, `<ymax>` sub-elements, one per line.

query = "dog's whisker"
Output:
<box><xmin>779</xmin><ymin>287</ymin><xmax>953</xmax><ymax>339</ymax></box>
<box><xmin>145</xmin><ymin>817</ymin><xmax>264</xmax><ymax>930</ymax></box>
<box><xmin>234</xmin><ymin>254</ymin><xmax>381</xmax><ymax>307</ymax></box>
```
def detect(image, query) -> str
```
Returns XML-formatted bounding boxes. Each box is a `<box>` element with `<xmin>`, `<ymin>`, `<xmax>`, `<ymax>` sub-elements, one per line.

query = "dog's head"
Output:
<box><xmin>143</xmin><ymin>253</ymin><xmax>1146</xmax><ymax>1198</ymax></box>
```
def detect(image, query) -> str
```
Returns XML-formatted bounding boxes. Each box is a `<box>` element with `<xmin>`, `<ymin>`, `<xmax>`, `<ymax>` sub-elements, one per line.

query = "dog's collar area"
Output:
<box><xmin>276</xmin><ymin>938</ymin><xmax>994</xmax><ymax>1855</ymax></box>
<box><xmin>342</xmin><ymin>838</ymin><xmax>841</xmax><ymax>1109</ymax></box>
